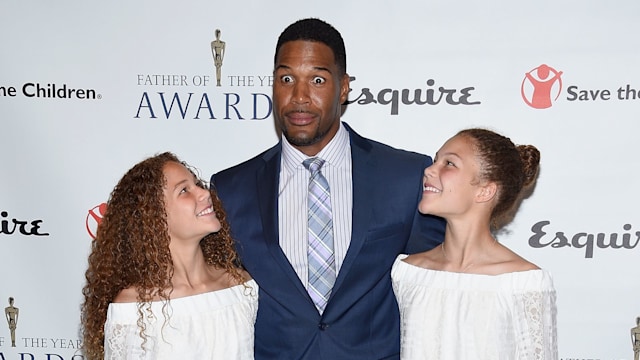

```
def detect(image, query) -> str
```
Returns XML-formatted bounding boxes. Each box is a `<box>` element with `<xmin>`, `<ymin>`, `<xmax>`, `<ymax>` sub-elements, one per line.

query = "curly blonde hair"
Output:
<box><xmin>81</xmin><ymin>152</ymin><xmax>243</xmax><ymax>360</ymax></box>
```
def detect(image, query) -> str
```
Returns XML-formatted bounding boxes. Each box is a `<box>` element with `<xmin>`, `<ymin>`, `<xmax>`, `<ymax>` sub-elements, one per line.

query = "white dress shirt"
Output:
<box><xmin>279</xmin><ymin>123</ymin><xmax>353</xmax><ymax>288</ymax></box>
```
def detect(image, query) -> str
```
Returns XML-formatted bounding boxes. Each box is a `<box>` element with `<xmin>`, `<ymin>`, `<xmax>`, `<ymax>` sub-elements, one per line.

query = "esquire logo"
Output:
<box><xmin>0</xmin><ymin>211</ymin><xmax>48</xmax><ymax>237</ymax></box>
<box><xmin>346</xmin><ymin>77</ymin><xmax>481</xmax><ymax>115</ymax></box>
<box><xmin>529</xmin><ymin>221</ymin><xmax>639</xmax><ymax>258</ymax></box>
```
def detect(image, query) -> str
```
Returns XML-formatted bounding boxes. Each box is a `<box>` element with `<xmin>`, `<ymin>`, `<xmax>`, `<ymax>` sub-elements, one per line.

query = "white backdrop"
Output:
<box><xmin>1</xmin><ymin>1</ymin><xmax>639</xmax><ymax>359</ymax></box>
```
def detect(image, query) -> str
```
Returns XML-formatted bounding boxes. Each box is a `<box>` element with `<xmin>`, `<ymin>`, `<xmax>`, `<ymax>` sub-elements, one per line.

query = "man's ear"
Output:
<box><xmin>476</xmin><ymin>182</ymin><xmax>497</xmax><ymax>203</ymax></box>
<box><xmin>339</xmin><ymin>73</ymin><xmax>350</xmax><ymax>104</ymax></box>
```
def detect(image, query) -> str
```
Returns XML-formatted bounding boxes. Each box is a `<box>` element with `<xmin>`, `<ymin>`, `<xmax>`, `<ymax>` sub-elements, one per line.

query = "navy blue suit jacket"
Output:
<box><xmin>211</xmin><ymin>123</ymin><xmax>444</xmax><ymax>359</ymax></box>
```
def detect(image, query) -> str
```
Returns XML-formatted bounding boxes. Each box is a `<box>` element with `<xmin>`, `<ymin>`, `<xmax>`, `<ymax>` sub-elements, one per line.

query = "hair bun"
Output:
<box><xmin>517</xmin><ymin>145</ymin><xmax>540</xmax><ymax>186</ymax></box>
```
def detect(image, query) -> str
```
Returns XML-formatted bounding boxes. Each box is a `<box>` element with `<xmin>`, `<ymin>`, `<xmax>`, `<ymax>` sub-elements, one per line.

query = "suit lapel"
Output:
<box><xmin>256</xmin><ymin>146</ymin><xmax>280</xmax><ymax>251</ymax></box>
<box><xmin>257</xmin><ymin>145</ymin><xmax>316</xmax><ymax>304</ymax></box>
<box><xmin>331</xmin><ymin>124</ymin><xmax>375</xmax><ymax>294</ymax></box>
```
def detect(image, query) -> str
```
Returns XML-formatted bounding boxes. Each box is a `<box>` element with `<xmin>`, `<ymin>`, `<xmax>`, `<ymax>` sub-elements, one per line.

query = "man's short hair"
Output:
<box><xmin>275</xmin><ymin>18</ymin><xmax>347</xmax><ymax>75</ymax></box>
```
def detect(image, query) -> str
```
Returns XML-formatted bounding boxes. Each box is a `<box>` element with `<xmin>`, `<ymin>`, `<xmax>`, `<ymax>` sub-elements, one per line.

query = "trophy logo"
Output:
<box><xmin>210</xmin><ymin>29</ymin><xmax>226</xmax><ymax>87</ymax></box>
<box><xmin>632</xmin><ymin>316</ymin><xmax>640</xmax><ymax>360</ymax></box>
<box><xmin>5</xmin><ymin>297</ymin><xmax>19</xmax><ymax>347</ymax></box>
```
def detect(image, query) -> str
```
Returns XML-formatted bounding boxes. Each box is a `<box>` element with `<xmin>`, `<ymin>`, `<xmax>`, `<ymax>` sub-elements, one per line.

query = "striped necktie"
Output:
<box><xmin>303</xmin><ymin>157</ymin><xmax>336</xmax><ymax>313</ymax></box>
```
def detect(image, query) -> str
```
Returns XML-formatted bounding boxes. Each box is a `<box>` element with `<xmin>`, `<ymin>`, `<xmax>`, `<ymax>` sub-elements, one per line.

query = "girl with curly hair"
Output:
<box><xmin>392</xmin><ymin>129</ymin><xmax>557</xmax><ymax>359</ymax></box>
<box><xmin>81</xmin><ymin>152</ymin><xmax>257</xmax><ymax>359</ymax></box>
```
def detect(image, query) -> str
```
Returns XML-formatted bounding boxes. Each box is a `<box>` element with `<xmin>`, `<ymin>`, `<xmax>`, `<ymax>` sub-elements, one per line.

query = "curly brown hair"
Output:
<box><xmin>80</xmin><ymin>152</ymin><xmax>243</xmax><ymax>360</ymax></box>
<box><xmin>457</xmin><ymin>129</ymin><xmax>540</xmax><ymax>228</ymax></box>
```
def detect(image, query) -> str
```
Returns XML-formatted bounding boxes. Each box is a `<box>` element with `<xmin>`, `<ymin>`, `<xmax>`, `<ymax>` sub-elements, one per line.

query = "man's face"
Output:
<box><xmin>273</xmin><ymin>40</ymin><xmax>349</xmax><ymax>156</ymax></box>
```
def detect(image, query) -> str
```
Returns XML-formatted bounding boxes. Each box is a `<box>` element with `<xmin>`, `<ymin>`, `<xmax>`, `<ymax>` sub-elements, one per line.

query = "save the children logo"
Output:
<box><xmin>0</xmin><ymin>83</ymin><xmax>102</xmax><ymax>100</ymax></box>
<box><xmin>86</xmin><ymin>203</ymin><xmax>107</xmax><ymax>239</ymax></box>
<box><xmin>520</xmin><ymin>63</ymin><xmax>640</xmax><ymax>109</ymax></box>
<box><xmin>521</xmin><ymin>64</ymin><xmax>563</xmax><ymax>109</ymax></box>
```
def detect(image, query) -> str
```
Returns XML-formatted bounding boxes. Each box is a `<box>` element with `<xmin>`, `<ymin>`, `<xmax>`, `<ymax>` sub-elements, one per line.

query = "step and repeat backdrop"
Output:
<box><xmin>1</xmin><ymin>1</ymin><xmax>639</xmax><ymax>359</ymax></box>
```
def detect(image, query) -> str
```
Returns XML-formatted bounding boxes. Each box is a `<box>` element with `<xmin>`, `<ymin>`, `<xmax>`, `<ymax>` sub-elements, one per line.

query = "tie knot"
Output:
<box><xmin>303</xmin><ymin>157</ymin><xmax>325</xmax><ymax>174</ymax></box>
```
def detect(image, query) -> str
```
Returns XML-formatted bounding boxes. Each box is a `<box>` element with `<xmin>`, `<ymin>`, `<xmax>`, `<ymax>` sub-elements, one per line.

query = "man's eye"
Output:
<box><xmin>281</xmin><ymin>75</ymin><xmax>293</xmax><ymax>83</ymax></box>
<box><xmin>312</xmin><ymin>77</ymin><xmax>325</xmax><ymax>84</ymax></box>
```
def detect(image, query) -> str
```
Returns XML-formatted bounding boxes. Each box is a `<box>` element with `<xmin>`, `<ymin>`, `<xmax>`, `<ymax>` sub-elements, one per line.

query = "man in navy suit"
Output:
<box><xmin>211</xmin><ymin>18</ymin><xmax>444</xmax><ymax>359</ymax></box>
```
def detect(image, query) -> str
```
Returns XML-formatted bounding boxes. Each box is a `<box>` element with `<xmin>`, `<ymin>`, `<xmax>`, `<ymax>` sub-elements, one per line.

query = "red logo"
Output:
<box><xmin>521</xmin><ymin>64</ymin><xmax>563</xmax><ymax>109</ymax></box>
<box><xmin>86</xmin><ymin>203</ymin><xmax>107</xmax><ymax>239</ymax></box>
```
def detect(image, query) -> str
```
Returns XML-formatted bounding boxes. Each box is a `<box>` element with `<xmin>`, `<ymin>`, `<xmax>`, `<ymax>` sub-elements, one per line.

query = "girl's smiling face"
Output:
<box><xmin>419</xmin><ymin>135</ymin><xmax>485</xmax><ymax>218</ymax></box>
<box><xmin>163</xmin><ymin>161</ymin><xmax>221</xmax><ymax>244</ymax></box>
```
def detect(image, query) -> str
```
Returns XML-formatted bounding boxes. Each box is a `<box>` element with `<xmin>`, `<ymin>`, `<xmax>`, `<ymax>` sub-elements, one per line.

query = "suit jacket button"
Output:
<box><xmin>318</xmin><ymin>322</ymin><xmax>329</xmax><ymax>331</ymax></box>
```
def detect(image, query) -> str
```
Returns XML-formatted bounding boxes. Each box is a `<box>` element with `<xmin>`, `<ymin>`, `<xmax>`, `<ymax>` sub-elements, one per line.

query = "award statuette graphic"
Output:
<box><xmin>632</xmin><ymin>316</ymin><xmax>640</xmax><ymax>360</ymax></box>
<box><xmin>210</xmin><ymin>29</ymin><xmax>226</xmax><ymax>87</ymax></box>
<box><xmin>5</xmin><ymin>297</ymin><xmax>19</xmax><ymax>347</ymax></box>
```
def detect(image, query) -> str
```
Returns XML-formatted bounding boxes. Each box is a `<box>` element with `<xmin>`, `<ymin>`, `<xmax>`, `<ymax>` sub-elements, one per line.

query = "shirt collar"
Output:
<box><xmin>282</xmin><ymin>122</ymin><xmax>349</xmax><ymax>171</ymax></box>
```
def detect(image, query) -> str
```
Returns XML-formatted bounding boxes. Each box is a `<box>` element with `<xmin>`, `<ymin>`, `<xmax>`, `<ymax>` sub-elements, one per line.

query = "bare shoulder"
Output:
<box><xmin>112</xmin><ymin>286</ymin><xmax>139</xmax><ymax>303</ymax></box>
<box><xmin>491</xmin><ymin>245</ymin><xmax>540</xmax><ymax>274</ymax></box>
<box><xmin>497</xmin><ymin>258</ymin><xmax>539</xmax><ymax>273</ymax></box>
<box><xmin>205</xmin><ymin>265</ymin><xmax>252</xmax><ymax>290</ymax></box>
<box><xmin>239</xmin><ymin>269</ymin><xmax>252</xmax><ymax>283</ymax></box>
<box><xmin>403</xmin><ymin>247</ymin><xmax>442</xmax><ymax>269</ymax></box>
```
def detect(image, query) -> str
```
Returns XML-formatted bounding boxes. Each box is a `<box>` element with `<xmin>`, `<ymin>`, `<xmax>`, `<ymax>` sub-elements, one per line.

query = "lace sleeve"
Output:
<box><xmin>104</xmin><ymin>321</ymin><xmax>154</xmax><ymax>360</ymax></box>
<box><xmin>512</xmin><ymin>288</ymin><xmax>558</xmax><ymax>360</ymax></box>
